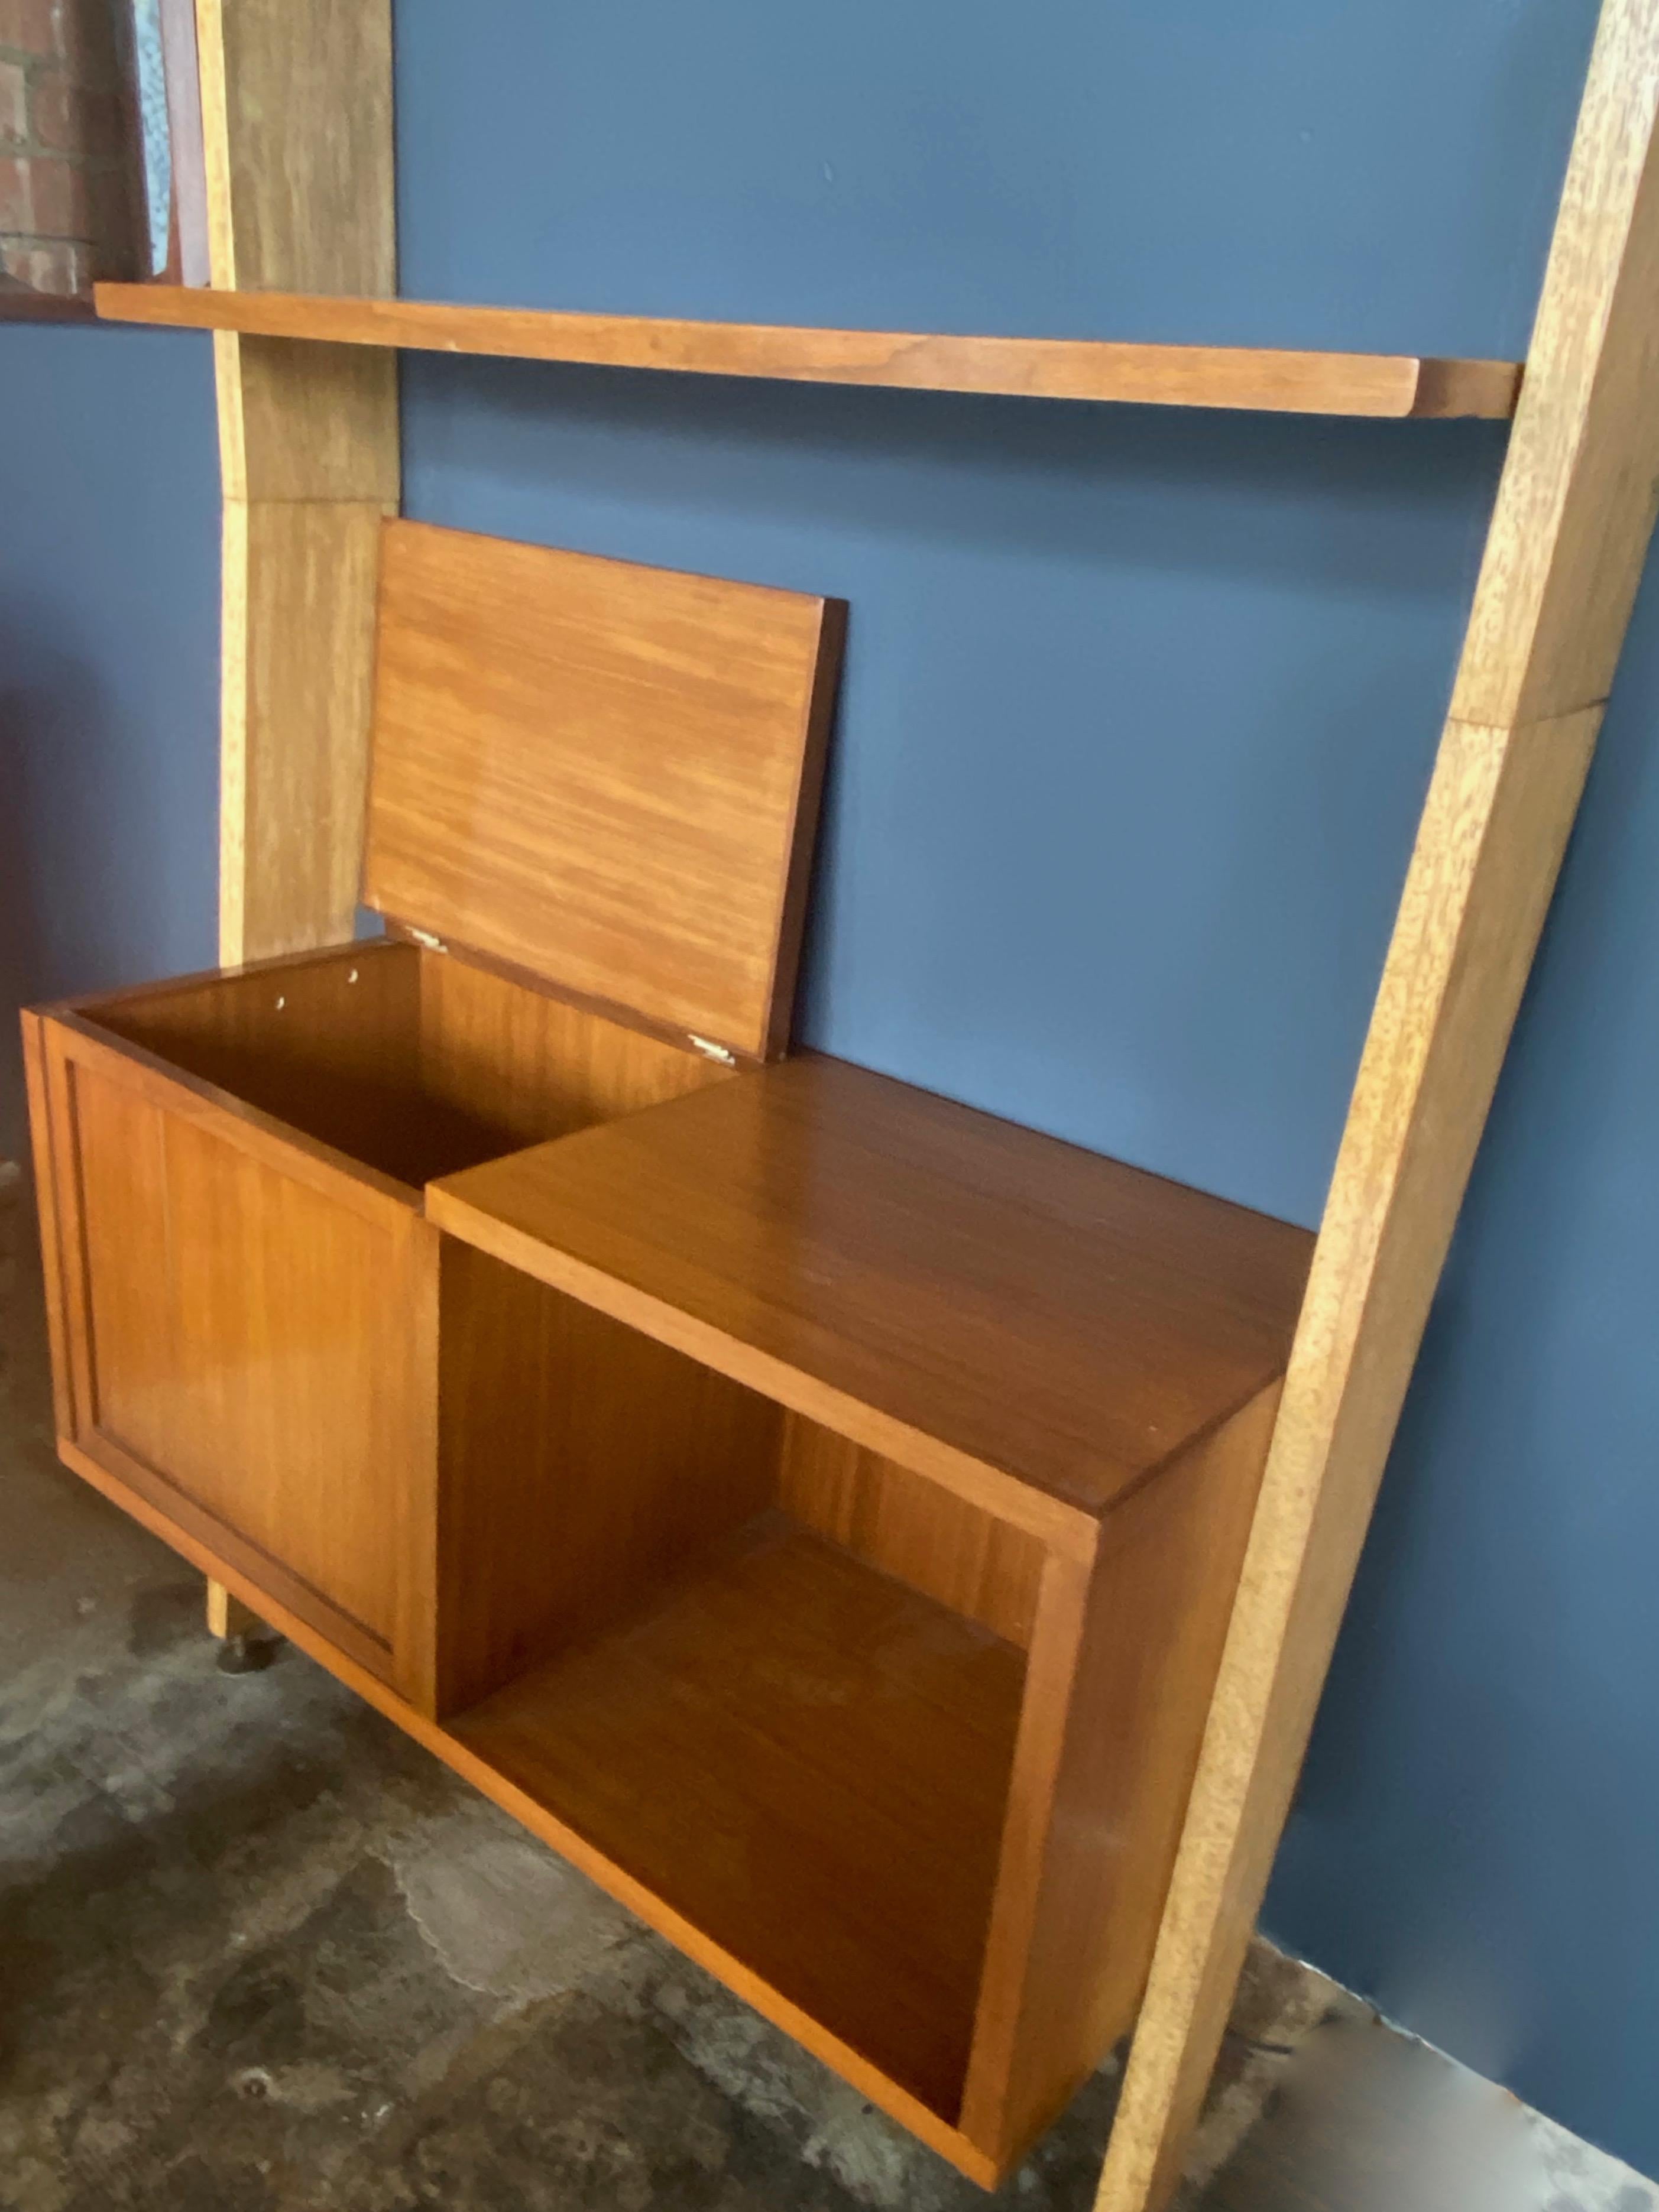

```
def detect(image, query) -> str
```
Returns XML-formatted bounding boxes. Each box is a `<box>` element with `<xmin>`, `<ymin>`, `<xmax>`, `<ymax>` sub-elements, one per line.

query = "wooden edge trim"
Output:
<box><xmin>191</xmin><ymin>0</ymin><xmax>235</xmax><ymax>289</ymax></box>
<box><xmin>396</xmin><ymin>1218</ymin><xmax>442</xmax><ymax>1718</ymax></box>
<box><xmin>424</xmin><ymin>1182</ymin><xmax>1100</xmax><ymax>1562</ymax></box>
<box><xmin>92</xmin><ymin>286</ymin><xmax>1524</xmax><ymax>420</ymax></box>
<box><xmin>44</xmin><ymin>1011</ymin><xmax>423</xmax><ymax>1224</ymax></box>
<box><xmin>53</xmin><ymin>1426</ymin><xmax>999</xmax><ymax>2188</ymax></box>
<box><xmin>961</xmin><ymin>1546</ymin><xmax>1096</xmax><ymax>2150</ymax></box>
<box><xmin>19</xmin><ymin>1012</ymin><xmax>77</xmax><ymax>1440</ymax></box>
<box><xmin>37</xmin><ymin>1021</ymin><xmax>101</xmax><ymax>1436</ymax></box>
<box><xmin>379</xmin><ymin>922</ymin><xmax>759</xmax><ymax>1071</ymax></box>
<box><xmin>760</xmin><ymin>595</ymin><xmax>848</xmax><ymax>1062</ymax></box>
<box><xmin>60</xmin><ymin>1435</ymin><xmax>396</xmax><ymax>1682</ymax></box>
<box><xmin>31</xmin><ymin>936</ymin><xmax>407</xmax><ymax>1021</ymax></box>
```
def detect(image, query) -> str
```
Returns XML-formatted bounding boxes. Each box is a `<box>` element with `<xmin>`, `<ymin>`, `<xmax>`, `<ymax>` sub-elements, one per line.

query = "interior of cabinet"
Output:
<box><xmin>434</xmin><ymin>1243</ymin><xmax>1036</xmax><ymax>2123</ymax></box>
<box><xmin>88</xmin><ymin>939</ymin><xmax>731</xmax><ymax>1188</ymax></box>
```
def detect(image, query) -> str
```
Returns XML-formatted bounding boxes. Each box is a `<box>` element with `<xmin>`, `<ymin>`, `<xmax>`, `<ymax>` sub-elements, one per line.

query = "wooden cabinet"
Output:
<box><xmin>22</xmin><ymin>517</ymin><xmax>1311</xmax><ymax>2187</ymax></box>
<box><xmin>425</xmin><ymin>1055</ymin><xmax>1311</xmax><ymax>2175</ymax></box>
<box><xmin>24</xmin><ymin>518</ymin><xmax>841</xmax><ymax>1703</ymax></box>
<box><xmin>24</xmin><ymin>943</ymin><xmax>734</xmax><ymax>1694</ymax></box>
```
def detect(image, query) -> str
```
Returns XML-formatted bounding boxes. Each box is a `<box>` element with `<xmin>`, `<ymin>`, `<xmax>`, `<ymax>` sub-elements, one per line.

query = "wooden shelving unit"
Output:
<box><xmin>26</xmin><ymin>522</ymin><xmax>1314</xmax><ymax>2181</ymax></box>
<box><xmin>48</xmin><ymin>1</ymin><xmax>1659</xmax><ymax>2206</ymax></box>
<box><xmin>93</xmin><ymin>280</ymin><xmax>1522</xmax><ymax>419</ymax></box>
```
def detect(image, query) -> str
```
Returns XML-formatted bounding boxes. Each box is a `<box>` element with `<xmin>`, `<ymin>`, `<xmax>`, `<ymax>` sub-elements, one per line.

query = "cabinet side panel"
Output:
<box><xmin>435</xmin><ymin>1241</ymin><xmax>784</xmax><ymax>1715</ymax></box>
<box><xmin>780</xmin><ymin>1413</ymin><xmax>1044</xmax><ymax>1647</ymax></box>
<box><xmin>68</xmin><ymin>1053</ymin><xmax>411</xmax><ymax>1649</ymax></box>
<box><xmin>962</xmin><ymin>1384</ymin><xmax>1281</xmax><ymax>2167</ymax></box>
<box><xmin>416</xmin><ymin>953</ymin><xmax>731</xmax><ymax>1155</ymax></box>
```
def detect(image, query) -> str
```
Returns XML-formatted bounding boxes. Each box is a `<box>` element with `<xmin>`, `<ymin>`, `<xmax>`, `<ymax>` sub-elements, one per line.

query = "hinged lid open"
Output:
<box><xmin>364</xmin><ymin>520</ymin><xmax>844</xmax><ymax>1062</ymax></box>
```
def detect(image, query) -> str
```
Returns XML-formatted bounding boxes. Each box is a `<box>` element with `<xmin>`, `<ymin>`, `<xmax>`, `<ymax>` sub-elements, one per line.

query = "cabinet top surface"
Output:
<box><xmin>364</xmin><ymin>520</ymin><xmax>844</xmax><ymax>1062</ymax></box>
<box><xmin>428</xmin><ymin>1053</ymin><xmax>1314</xmax><ymax>1521</ymax></box>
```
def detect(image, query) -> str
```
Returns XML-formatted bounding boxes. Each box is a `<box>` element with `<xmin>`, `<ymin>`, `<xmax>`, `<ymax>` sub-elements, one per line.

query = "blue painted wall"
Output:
<box><xmin>5</xmin><ymin>0</ymin><xmax>1657</xmax><ymax>2177</ymax></box>
<box><xmin>0</xmin><ymin>325</ymin><xmax>219</xmax><ymax>1159</ymax></box>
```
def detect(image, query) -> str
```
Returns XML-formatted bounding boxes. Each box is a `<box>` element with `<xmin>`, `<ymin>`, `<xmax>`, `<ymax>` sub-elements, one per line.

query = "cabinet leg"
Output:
<box><xmin>206</xmin><ymin>1578</ymin><xmax>277</xmax><ymax>1673</ymax></box>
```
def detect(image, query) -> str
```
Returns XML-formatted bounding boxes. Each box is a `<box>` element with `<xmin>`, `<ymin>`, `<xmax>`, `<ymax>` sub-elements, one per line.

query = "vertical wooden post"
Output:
<box><xmin>195</xmin><ymin>1</ymin><xmax>399</xmax><ymax>1634</ymax></box>
<box><xmin>1094</xmin><ymin>4</ymin><xmax>1659</xmax><ymax>2205</ymax></box>
<box><xmin>195</xmin><ymin>0</ymin><xmax>400</xmax><ymax>965</ymax></box>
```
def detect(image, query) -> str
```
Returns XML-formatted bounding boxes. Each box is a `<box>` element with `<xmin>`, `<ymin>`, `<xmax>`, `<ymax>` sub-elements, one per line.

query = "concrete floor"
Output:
<box><xmin>2</xmin><ymin>1168</ymin><xmax>1653</xmax><ymax>2212</ymax></box>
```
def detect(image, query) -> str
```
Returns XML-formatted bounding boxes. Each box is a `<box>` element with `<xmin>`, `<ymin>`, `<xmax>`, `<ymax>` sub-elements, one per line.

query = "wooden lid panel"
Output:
<box><xmin>364</xmin><ymin>521</ymin><xmax>843</xmax><ymax>1060</ymax></box>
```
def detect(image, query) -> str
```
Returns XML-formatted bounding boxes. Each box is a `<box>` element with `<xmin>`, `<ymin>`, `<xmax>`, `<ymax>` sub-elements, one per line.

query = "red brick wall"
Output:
<box><xmin>0</xmin><ymin>0</ymin><xmax>138</xmax><ymax>301</ymax></box>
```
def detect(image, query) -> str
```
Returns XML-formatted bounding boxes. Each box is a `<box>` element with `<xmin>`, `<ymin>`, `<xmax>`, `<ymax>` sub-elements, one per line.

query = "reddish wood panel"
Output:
<box><xmin>415</xmin><ymin>949</ymin><xmax>730</xmax><ymax>1159</ymax></box>
<box><xmin>365</xmin><ymin>520</ymin><xmax>844</xmax><ymax>1060</ymax></box>
<box><xmin>780</xmin><ymin>1413</ymin><xmax>1045</xmax><ymax>1647</ymax></box>
<box><xmin>962</xmin><ymin>1385</ymin><xmax>1280</xmax><ymax>2169</ymax></box>
<box><xmin>82</xmin><ymin>938</ymin><xmax>726</xmax><ymax>1188</ymax></box>
<box><xmin>452</xmin><ymin>1514</ymin><xmax>1027</xmax><ymax>2122</ymax></box>
<box><xmin>434</xmin><ymin>1243</ymin><xmax>783</xmax><ymax>1714</ymax></box>
<box><xmin>93</xmin><ymin>285</ymin><xmax>1524</xmax><ymax>420</ymax></box>
<box><xmin>41</xmin><ymin>1032</ymin><xmax>420</xmax><ymax>1672</ymax></box>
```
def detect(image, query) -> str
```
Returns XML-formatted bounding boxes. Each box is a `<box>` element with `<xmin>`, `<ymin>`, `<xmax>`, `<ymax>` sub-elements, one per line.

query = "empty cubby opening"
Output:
<box><xmin>86</xmin><ymin>938</ymin><xmax>728</xmax><ymax>1188</ymax></box>
<box><xmin>431</xmin><ymin>1243</ymin><xmax>1042</xmax><ymax>2123</ymax></box>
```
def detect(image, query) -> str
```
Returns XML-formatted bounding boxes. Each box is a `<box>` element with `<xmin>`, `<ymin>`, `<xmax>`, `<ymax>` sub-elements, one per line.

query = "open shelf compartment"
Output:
<box><xmin>425</xmin><ymin>1051</ymin><xmax>1315</xmax><ymax>2179</ymax></box>
<box><xmin>451</xmin><ymin>1499</ymin><xmax>1028</xmax><ymax>2126</ymax></box>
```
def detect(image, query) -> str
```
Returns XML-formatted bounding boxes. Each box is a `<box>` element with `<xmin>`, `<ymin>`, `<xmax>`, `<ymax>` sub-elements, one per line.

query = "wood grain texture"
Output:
<box><xmin>1451</xmin><ymin>2</ymin><xmax>1659</xmax><ymax>724</ymax></box>
<box><xmin>414</xmin><ymin>917</ymin><xmax>733</xmax><ymax>1147</ymax></box>
<box><xmin>82</xmin><ymin>939</ymin><xmax>721</xmax><ymax>1192</ymax></box>
<box><xmin>434</xmin><ymin>1244</ymin><xmax>783</xmax><ymax>1714</ymax></box>
<box><xmin>1095</xmin><ymin>8</ymin><xmax>1659</xmax><ymax>2203</ymax></box>
<box><xmin>365</xmin><ymin>520</ymin><xmax>844</xmax><ymax>1060</ymax></box>
<box><xmin>20</xmin><ymin>1011</ymin><xmax>76</xmax><ymax>1442</ymax></box>
<box><xmin>220</xmin><ymin>498</ymin><xmax>388</xmax><ymax>966</ymax></box>
<box><xmin>963</xmin><ymin>1384</ymin><xmax>1279</xmax><ymax>2171</ymax></box>
<box><xmin>196</xmin><ymin>0</ymin><xmax>394</xmax><ymax>296</ymax></box>
<box><xmin>93</xmin><ymin>285</ymin><xmax>1523</xmax><ymax>420</ymax></box>
<box><xmin>195</xmin><ymin>0</ymin><xmax>399</xmax><ymax>968</ymax></box>
<box><xmin>451</xmin><ymin>1514</ymin><xmax>1027</xmax><ymax>2123</ymax></box>
<box><xmin>40</xmin><ymin>1030</ymin><xmax>423</xmax><ymax>1679</ymax></box>
<box><xmin>215</xmin><ymin>334</ymin><xmax>398</xmax><ymax>505</ymax></box>
<box><xmin>428</xmin><ymin>1054</ymin><xmax>1314</xmax><ymax>1530</ymax></box>
<box><xmin>92</xmin><ymin>938</ymin><xmax>426</xmax><ymax>1180</ymax></box>
<box><xmin>44</xmin><ymin>1002</ymin><xmax>421</xmax><ymax>1222</ymax></box>
<box><xmin>779</xmin><ymin>1414</ymin><xmax>1045</xmax><ymax>1647</ymax></box>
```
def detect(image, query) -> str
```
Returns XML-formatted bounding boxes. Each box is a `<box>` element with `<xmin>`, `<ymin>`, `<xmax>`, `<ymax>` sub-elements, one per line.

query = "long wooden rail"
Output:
<box><xmin>95</xmin><ymin>280</ymin><xmax>1521</xmax><ymax>419</ymax></box>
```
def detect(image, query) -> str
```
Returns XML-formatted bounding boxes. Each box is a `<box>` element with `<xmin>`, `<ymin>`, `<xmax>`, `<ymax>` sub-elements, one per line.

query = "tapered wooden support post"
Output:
<box><xmin>1095</xmin><ymin>5</ymin><xmax>1659</xmax><ymax>2205</ymax></box>
<box><xmin>194</xmin><ymin>0</ymin><xmax>400</xmax><ymax>1637</ymax></box>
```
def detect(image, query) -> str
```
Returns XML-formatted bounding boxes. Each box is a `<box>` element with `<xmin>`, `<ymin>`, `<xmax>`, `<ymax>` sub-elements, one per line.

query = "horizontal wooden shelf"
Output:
<box><xmin>451</xmin><ymin>1511</ymin><xmax>1026</xmax><ymax>2122</ymax></box>
<box><xmin>94</xmin><ymin>283</ymin><xmax>1522</xmax><ymax>419</ymax></box>
<box><xmin>427</xmin><ymin>1052</ymin><xmax>1315</xmax><ymax>1535</ymax></box>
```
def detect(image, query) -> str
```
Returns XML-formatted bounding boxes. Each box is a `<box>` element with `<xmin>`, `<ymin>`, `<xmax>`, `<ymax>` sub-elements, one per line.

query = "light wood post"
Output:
<box><xmin>1094</xmin><ymin>4</ymin><xmax>1659</xmax><ymax>2204</ymax></box>
<box><xmin>195</xmin><ymin>0</ymin><xmax>399</xmax><ymax>1634</ymax></box>
<box><xmin>195</xmin><ymin>0</ymin><xmax>400</xmax><ymax>964</ymax></box>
